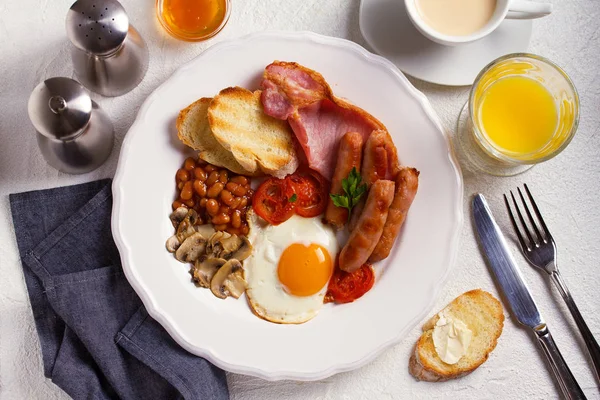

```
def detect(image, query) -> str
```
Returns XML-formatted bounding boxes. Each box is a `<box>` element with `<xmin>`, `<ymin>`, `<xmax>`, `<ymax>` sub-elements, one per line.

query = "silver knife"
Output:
<box><xmin>473</xmin><ymin>194</ymin><xmax>586</xmax><ymax>400</ymax></box>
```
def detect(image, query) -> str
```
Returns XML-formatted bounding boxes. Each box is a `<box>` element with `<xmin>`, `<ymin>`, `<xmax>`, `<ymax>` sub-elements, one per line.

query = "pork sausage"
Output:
<box><xmin>348</xmin><ymin>130</ymin><xmax>389</xmax><ymax>231</ymax></box>
<box><xmin>369</xmin><ymin>167</ymin><xmax>419</xmax><ymax>263</ymax></box>
<box><xmin>339</xmin><ymin>180</ymin><xmax>395</xmax><ymax>272</ymax></box>
<box><xmin>325</xmin><ymin>132</ymin><xmax>364</xmax><ymax>228</ymax></box>
<box><xmin>361</xmin><ymin>130</ymin><xmax>388</xmax><ymax>186</ymax></box>
<box><xmin>382</xmin><ymin>131</ymin><xmax>400</xmax><ymax>180</ymax></box>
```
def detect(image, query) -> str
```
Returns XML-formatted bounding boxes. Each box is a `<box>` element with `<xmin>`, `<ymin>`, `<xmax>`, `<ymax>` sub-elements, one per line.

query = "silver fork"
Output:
<box><xmin>504</xmin><ymin>184</ymin><xmax>600</xmax><ymax>385</ymax></box>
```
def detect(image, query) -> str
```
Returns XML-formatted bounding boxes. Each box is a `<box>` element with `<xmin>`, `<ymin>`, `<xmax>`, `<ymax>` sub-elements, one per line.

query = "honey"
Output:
<box><xmin>158</xmin><ymin>0</ymin><xmax>229</xmax><ymax>41</ymax></box>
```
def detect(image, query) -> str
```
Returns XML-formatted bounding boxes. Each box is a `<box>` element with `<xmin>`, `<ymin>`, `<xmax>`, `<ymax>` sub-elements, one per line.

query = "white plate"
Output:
<box><xmin>359</xmin><ymin>0</ymin><xmax>532</xmax><ymax>86</ymax></box>
<box><xmin>112</xmin><ymin>31</ymin><xmax>463</xmax><ymax>381</ymax></box>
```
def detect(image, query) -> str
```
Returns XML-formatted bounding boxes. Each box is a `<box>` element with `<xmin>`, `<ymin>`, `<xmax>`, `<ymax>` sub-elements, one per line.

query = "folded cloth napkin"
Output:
<box><xmin>10</xmin><ymin>179</ymin><xmax>229</xmax><ymax>400</ymax></box>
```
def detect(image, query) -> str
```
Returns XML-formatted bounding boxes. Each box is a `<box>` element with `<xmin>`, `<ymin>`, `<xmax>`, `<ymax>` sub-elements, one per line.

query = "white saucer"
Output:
<box><xmin>359</xmin><ymin>0</ymin><xmax>533</xmax><ymax>86</ymax></box>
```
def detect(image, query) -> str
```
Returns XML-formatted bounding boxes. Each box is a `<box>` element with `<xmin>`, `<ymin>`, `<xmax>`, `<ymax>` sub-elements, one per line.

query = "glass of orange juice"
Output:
<box><xmin>156</xmin><ymin>0</ymin><xmax>231</xmax><ymax>42</ymax></box>
<box><xmin>455</xmin><ymin>53</ymin><xmax>579</xmax><ymax>176</ymax></box>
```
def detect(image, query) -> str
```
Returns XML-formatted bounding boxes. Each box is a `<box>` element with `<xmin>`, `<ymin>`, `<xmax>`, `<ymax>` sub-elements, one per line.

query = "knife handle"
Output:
<box><xmin>536</xmin><ymin>325</ymin><xmax>587</xmax><ymax>399</ymax></box>
<box><xmin>551</xmin><ymin>270</ymin><xmax>600</xmax><ymax>384</ymax></box>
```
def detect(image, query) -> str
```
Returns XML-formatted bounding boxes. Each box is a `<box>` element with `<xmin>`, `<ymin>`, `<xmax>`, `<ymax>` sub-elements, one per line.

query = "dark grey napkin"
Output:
<box><xmin>10</xmin><ymin>179</ymin><xmax>229</xmax><ymax>400</ymax></box>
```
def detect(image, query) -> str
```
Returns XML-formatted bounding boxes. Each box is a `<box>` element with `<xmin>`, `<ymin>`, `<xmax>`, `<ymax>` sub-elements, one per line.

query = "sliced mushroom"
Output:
<box><xmin>169</xmin><ymin>207</ymin><xmax>189</xmax><ymax>228</ymax></box>
<box><xmin>195</xmin><ymin>224</ymin><xmax>216</xmax><ymax>238</ymax></box>
<box><xmin>229</xmin><ymin>236</ymin><xmax>253</xmax><ymax>261</ymax></box>
<box><xmin>210</xmin><ymin>259</ymin><xmax>246</xmax><ymax>299</ymax></box>
<box><xmin>204</xmin><ymin>232</ymin><xmax>253</xmax><ymax>261</ymax></box>
<box><xmin>192</xmin><ymin>257</ymin><xmax>227</xmax><ymax>287</ymax></box>
<box><xmin>165</xmin><ymin>235</ymin><xmax>181</xmax><ymax>253</ymax></box>
<box><xmin>175</xmin><ymin>232</ymin><xmax>207</xmax><ymax>263</ymax></box>
<box><xmin>219</xmin><ymin>235</ymin><xmax>243</xmax><ymax>258</ymax></box>
<box><xmin>176</xmin><ymin>209</ymin><xmax>199</xmax><ymax>242</ymax></box>
<box><xmin>187</xmin><ymin>209</ymin><xmax>199</xmax><ymax>225</ymax></box>
<box><xmin>206</xmin><ymin>231</ymin><xmax>230</xmax><ymax>258</ymax></box>
<box><xmin>209</xmin><ymin>231</ymin><xmax>229</xmax><ymax>246</ymax></box>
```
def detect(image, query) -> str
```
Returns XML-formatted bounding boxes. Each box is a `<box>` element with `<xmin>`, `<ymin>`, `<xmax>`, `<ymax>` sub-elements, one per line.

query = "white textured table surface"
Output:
<box><xmin>1</xmin><ymin>1</ymin><xmax>599</xmax><ymax>399</ymax></box>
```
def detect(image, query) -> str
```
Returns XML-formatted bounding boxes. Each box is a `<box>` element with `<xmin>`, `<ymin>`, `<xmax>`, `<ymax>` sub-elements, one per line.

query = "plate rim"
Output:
<box><xmin>112</xmin><ymin>30</ymin><xmax>464</xmax><ymax>381</ymax></box>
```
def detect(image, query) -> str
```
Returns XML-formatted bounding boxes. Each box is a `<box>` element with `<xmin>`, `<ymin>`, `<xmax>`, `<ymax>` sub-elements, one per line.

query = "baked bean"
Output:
<box><xmin>212</xmin><ymin>213</ymin><xmax>231</xmax><ymax>225</ymax></box>
<box><xmin>206</xmin><ymin>171</ymin><xmax>219</xmax><ymax>186</ymax></box>
<box><xmin>237</xmin><ymin>197</ymin><xmax>248</xmax><ymax>210</ymax></box>
<box><xmin>194</xmin><ymin>167</ymin><xmax>207</xmax><ymax>181</ymax></box>
<box><xmin>219</xmin><ymin>205</ymin><xmax>231</xmax><ymax>215</ymax></box>
<box><xmin>206</xmin><ymin>199</ymin><xmax>219</xmax><ymax>216</ymax></box>
<box><xmin>176</xmin><ymin>168</ymin><xmax>190</xmax><ymax>182</ymax></box>
<box><xmin>193</xmin><ymin>180</ymin><xmax>207</xmax><ymax>197</ymax></box>
<box><xmin>184</xmin><ymin>157</ymin><xmax>196</xmax><ymax>171</ymax></box>
<box><xmin>232</xmin><ymin>184</ymin><xmax>247</xmax><ymax>197</ymax></box>
<box><xmin>183</xmin><ymin>199</ymin><xmax>195</xmax><ymax>208</ymax></box>
<box><xmin>180</xmin><ymin>181</ymin><xmax>193</xmax><ymax>200</ymax></box>
<box><xmin>207</xmin><ymin>182</ymin><xmax>224</xmax><ymax>198</ymax></box>
<box><xmin>220</xmin><ymin>190</ymin><xmax>234</xmax><ymax>206</ymax></box>
<box><xmin>232</xmin><ymin>210</ymin><xmax>242</xmax><ymax>228</ymax></box>
<box><xmin>172</xmin><ymin>160</ymin><xmax>254</xmax><ymax>236</ymax></box>
<box><xmin>230</xmin><ymin>176</ymin><xmax>248</xmax><ymax>186</ymax></box>
<box><xmin>229</xmin><ymin>196</ymin><xmax>242</xmax><ymax>209</ymax></box>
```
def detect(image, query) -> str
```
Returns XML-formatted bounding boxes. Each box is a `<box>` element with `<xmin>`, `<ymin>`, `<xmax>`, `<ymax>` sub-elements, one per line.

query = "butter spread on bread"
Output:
<box><xmin>432</xmin><ymin>311</ymin><xmax>472</xmax><ymax>364</ymax></box>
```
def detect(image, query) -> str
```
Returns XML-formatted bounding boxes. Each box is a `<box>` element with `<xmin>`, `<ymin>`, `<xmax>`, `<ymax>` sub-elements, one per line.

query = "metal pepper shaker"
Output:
<box><xmin>27</xmin><ymin>77</ymin><xmax>114</xmax><ymax>174</ymax></box>
<box><xmin>66</xmin><ymin>0</ymin><xmax>149</xmax><ymax>97</ymax></box>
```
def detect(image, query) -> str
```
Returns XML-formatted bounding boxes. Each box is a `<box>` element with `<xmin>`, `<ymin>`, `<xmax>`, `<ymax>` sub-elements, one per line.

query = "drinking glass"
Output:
<box><xmin>455</xmin><ymin>53</ymin><xmax>579</xmax><ymax>176</ymax></box>
<box><xmin>156</xmin><ymin>0</ymin><xmax>231</xmax><ymax>42</ymax></box>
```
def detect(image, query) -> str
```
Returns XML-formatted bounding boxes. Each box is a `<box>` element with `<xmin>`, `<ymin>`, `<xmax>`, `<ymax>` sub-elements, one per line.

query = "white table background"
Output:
<box><xmin>1</xmin><ymin>0</ymin><xmax>599</xmax><ymax>399</ymax></box>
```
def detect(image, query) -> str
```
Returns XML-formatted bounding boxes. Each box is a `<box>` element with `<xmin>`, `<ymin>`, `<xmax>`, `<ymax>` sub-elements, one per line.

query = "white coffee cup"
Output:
<box><xmin>405</xmin><ymin>0</ymin><xmax>552</xmax><ymax>46</ymax></box>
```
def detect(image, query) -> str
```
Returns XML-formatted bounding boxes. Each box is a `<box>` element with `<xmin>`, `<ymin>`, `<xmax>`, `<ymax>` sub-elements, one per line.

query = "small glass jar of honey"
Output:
<box><xmin>156</xmin><ymin>0</ymin><xmax>230</xmax><ymax>42</ymax></box>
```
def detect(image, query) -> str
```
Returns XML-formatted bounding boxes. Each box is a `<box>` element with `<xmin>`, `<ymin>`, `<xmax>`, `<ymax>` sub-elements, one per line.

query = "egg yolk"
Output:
<box><xmin>278</xmin><ymin>243</ymin><xmax>333</xmax><ymax>297</ymax></box>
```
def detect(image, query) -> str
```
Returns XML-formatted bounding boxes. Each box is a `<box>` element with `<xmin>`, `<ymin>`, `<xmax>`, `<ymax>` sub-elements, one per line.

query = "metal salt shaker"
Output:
<box><xmin>66</xmin><ymin>0</ymin><xmax>149</xmax><ymax>97</ymax></box>
<box><xmin>28</xmin><ymin>77</ymin><xmax>114</xmax><ymax>174</ymax></box>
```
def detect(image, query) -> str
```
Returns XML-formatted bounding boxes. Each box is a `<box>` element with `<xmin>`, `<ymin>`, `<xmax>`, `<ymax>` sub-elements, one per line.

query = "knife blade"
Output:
<box><xmin>473</xmin><ymin>194</ymin><xmax>586</xmax><ymax>400</ymax></box>
<box><xmin>472</xmin><ymin>193</ymin><xmax>543</xmax><ymax>329</ymax></box>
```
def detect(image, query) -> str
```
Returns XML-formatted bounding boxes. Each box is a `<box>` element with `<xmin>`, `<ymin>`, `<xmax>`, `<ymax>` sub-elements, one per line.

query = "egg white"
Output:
<box><xmin>245</xmin><ymin>211</ymin><xmax>339</xmax><ymax>324</ymax></box>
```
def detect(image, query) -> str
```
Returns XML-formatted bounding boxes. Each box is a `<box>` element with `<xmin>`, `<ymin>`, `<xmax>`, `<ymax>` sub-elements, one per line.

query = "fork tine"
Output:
<box><xmin>504</xmin><ymin>194</ymin><xmax>530</xmax><ymax>251</ymax></box>
<box><xmin>511</xmin><ymin>190</ymin><xmax>536</xmax><ymax>248</ymax></box>
<box><xmin>524</xmin><ymin>183</ymin><xmax>552</xmax><ymax>239</ymax></box>
<box><xmin>518</xmin><ymin>187</ymin><xmax>544</xmax><ymax>243</ymax></box>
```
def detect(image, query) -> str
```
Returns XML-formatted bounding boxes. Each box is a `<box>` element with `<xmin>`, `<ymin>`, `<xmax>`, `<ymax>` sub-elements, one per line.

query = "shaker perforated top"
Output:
<box><xmin>66</xmin><ymin>0</ymin><xmax>129</xmax><ymax>56</ymax></box>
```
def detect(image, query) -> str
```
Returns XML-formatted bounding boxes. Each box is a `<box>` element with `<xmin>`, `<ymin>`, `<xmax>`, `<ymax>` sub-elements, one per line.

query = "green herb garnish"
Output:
<box><xmin>329</xmin><ymin>167</ymin><xmax>367</xmax><ymax>220</ymax></box>
<box><xmin>289</xmin><ymin>193</ymin><xmax>297</xmax><ymax>203</ymax></box>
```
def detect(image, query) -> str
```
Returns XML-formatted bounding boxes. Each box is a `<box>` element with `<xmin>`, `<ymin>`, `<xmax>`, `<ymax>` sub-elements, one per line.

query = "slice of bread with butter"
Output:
<box><xmin>409</xmin><ymin>289</ymin><xmax>504</xmax><ymax>382</ymax></box>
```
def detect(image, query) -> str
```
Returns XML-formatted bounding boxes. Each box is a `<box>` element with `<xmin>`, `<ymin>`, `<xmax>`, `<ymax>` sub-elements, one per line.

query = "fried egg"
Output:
<box><xmin>245</xmin><ymin>211</ymin><xmax>339</xmax><ymax>324</ymax></box>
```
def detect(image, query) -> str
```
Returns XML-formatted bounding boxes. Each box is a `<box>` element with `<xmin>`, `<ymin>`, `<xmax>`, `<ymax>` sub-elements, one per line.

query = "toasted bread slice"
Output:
<box><xmin>176</xmin><ymin>98</ymin><xmax>257</xmax><ymax>176</ymax></box>
<box><xmin>409</xmin><ymin>289</ymin><xmax>504</xmax><ymax>382</ymax></box>
<box><xmin>208</xmin><ymin>87</ymin><xmax>299</xmax><ymax>179</ymax></box>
